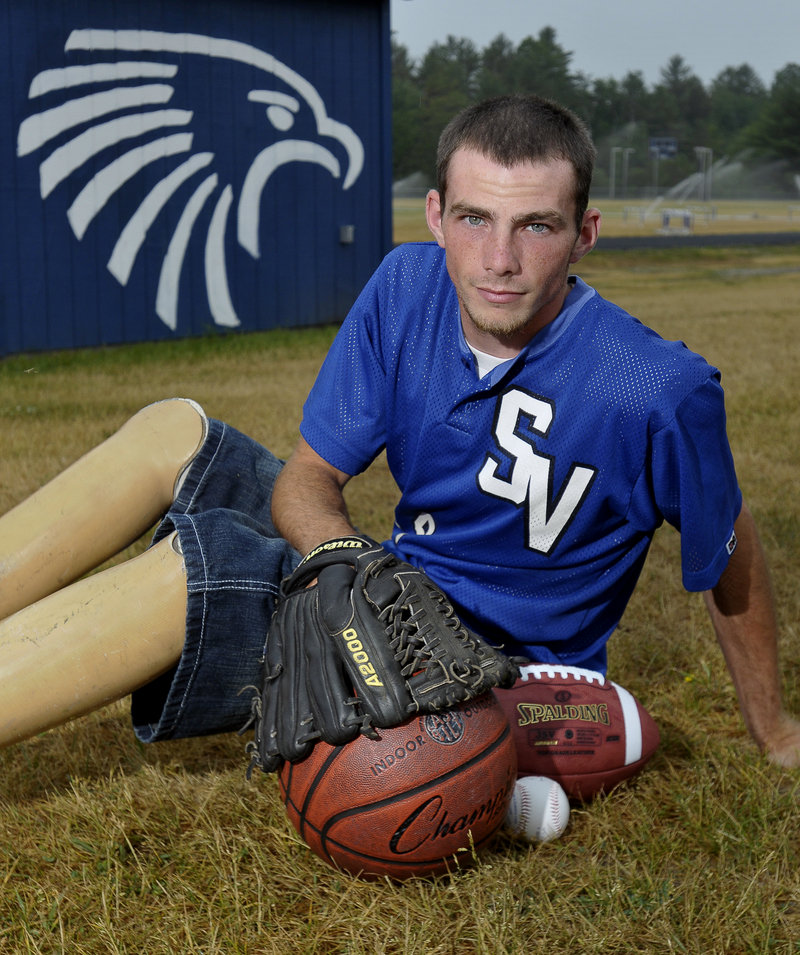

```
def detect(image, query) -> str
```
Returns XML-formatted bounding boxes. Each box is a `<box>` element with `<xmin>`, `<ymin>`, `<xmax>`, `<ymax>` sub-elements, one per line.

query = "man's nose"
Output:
<box><xmin>484</xmin><ymin>230</ymin><xmax>520</xmax><ymax>275</ymax></box>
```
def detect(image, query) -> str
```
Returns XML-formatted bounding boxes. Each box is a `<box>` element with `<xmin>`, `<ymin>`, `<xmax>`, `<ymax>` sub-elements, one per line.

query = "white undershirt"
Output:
<box><xmin>468</xmin><ymin>343</ymin><xmax>512</xmax><ymax>378</ymax></box>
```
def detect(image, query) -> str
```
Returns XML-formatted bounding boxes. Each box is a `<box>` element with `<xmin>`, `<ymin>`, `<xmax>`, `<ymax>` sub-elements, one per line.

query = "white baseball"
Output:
<box><xmin>504</xmin><ymin>776</ymin><xmax>570</xmax><ymax>843</ymax></box>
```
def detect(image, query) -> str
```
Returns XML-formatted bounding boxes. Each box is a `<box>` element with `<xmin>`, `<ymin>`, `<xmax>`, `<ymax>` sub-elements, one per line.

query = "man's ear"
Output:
<box><xmin>425</xmin><ymin>190</ymin><xmax>446</xmax><ymax>247</ymax></box>
<box><xmin>570</xmin><ymin>207</ymin><xmax>601</xmax><ymax>264</ymax></box>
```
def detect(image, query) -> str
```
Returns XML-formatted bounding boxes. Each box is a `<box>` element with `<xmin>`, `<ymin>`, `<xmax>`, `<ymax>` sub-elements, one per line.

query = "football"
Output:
<box><xmin>494</xmin><ymin>663</ymin><xmax>660</xmax><ymax>800</ymax></box>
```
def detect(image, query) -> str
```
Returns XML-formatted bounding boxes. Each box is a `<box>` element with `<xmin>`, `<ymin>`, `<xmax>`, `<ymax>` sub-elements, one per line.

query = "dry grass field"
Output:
<box><xmin>1</xmin><ymin>228</ymin><xmax>799</xmax><ymax>952</ymax></box>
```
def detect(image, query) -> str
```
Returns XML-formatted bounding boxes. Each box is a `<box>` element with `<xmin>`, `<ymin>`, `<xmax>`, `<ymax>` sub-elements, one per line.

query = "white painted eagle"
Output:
<box><xmin>16</xmin><ymin>29</ymin><xmax>365</xmax><ymax>330</ymax></box>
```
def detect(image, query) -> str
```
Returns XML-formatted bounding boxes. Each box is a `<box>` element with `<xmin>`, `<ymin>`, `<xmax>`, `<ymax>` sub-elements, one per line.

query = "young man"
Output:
<box><xmin>1</xmin><ymin>95</ymin><xmax>799</xmax><ymax>767</ymax></box>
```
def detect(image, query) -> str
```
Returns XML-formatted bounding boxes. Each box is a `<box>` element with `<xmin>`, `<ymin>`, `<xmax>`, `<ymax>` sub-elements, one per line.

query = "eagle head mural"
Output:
<box><xmin>16</xmin><ymin>29</ymin><xmax>366</xmax><ymax>333</ymax></box>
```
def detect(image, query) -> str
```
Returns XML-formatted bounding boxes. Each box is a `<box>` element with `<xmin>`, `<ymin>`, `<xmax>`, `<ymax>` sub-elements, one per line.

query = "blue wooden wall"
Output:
<box><xmin>1</xmin><ymin>0</ymin><xmax>391</xmax><ymax>354</ymax></box>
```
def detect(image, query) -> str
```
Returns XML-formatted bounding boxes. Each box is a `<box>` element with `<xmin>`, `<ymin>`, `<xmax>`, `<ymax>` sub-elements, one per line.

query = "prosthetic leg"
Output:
<box><xmin>0</xmin><ymin>534</ymin><xmax>186</xmax><ymax>747</ymax></box>
<box><xmin>0</xmin><ymin>397</ymin><xmax>206</xmax><ymax>746</ymax></box>
<box><xmin>0</xmin><ymin>397</ymin><xmax>206</xmax><ymax>621</ymax></box>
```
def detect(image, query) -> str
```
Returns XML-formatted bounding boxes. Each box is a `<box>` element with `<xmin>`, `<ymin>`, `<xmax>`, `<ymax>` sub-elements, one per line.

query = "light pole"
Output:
<box><xmin>650</xmin><ymin>146</ymin><xmax>660</xmax><ymax>195</ymax></box>
<box><xmin>622</xmin><ymin>148</ymin><xmax>634</xmax><ymax>199</ymax></box>
<box><xmin>610</xmin><ymin>146</ymin><xmax>622</xmax><ymax>199</ymax></box>
<box><xmin>694</xmin><ymin>147</ymin><xmax>713</xmax><ymax>202</ymax></box>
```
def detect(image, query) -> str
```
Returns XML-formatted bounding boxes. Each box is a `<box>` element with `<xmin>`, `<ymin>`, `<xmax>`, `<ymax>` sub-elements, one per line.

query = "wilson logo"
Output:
<box><xmin>304</xmin><ymin>538</ymin><xmax>366</xmax><ymax>563</ymax></box>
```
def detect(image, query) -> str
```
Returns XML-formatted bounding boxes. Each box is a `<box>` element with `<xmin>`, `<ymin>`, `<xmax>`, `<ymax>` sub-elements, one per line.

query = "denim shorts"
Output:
<box><xmin>130</xmin><ymin>417</ymin><xmax>301</xmax><ymax>742</ymax></box>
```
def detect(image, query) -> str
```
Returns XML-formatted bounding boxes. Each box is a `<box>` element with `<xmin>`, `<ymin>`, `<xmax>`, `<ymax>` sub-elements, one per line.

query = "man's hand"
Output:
<box><xmin>760</xmin><ymin>713</ymin><xmax>800</xmax><ymax>768</ymax></box>
<box><xmin>705</xmin><ymin>502</ymin><xmax>800</xmax><ymax>768</ymax></box>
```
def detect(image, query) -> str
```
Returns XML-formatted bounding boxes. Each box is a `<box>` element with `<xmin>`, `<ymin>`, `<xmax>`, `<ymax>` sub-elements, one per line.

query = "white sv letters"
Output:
<box><xmin>478</xmin><ymin>389</ymin><xmax>596</xmax><ymax>554</ymax></box>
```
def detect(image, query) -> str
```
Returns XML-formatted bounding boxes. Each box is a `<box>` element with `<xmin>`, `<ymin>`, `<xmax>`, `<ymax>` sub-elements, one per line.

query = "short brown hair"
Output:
<box><xmin>436</xmin><ymin>95</ymin><xmax>596</xmax><ymax>231</ymax></box>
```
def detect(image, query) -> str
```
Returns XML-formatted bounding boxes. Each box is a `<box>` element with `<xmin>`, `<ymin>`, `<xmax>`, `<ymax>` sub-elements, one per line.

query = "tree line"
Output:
<box><xmin>392</xmin><ymin>28</ymin><xmax>800</xmax><ymax>199</ymax></box>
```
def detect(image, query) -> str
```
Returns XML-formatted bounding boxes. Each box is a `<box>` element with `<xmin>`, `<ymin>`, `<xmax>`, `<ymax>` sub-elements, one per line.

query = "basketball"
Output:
<box><xmin>278</xmin><ymin>692</ymin><xmax>517</xmax><ymax>880</ymax></box>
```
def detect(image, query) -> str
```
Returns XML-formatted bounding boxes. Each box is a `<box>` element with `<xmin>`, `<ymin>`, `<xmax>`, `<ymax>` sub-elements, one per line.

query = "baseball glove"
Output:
<box><xmin>245</xmin><ymin>535</ymin><xmax>521</xmax><ymax>774</ymax></box>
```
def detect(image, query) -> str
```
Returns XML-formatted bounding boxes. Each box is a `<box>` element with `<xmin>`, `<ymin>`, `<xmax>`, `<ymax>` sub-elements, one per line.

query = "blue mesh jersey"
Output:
<box><xmin>300</xmin><ymin>243</ymin><xmax>742</xmax><ymax>673</ymax></box>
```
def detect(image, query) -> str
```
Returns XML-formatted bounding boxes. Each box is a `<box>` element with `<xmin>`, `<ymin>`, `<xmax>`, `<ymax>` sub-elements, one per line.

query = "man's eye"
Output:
<box><xmin>465</xmin><ymin>215</ymin><xmax>484</xmax><ymax>226</ymax></box>
<box><xmin>526</xmin><ymin>222</ymin><xmax>549</xmax><ymax>233</ymax></box>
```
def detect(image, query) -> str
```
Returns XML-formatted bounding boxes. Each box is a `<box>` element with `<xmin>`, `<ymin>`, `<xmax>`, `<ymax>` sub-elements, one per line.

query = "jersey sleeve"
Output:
<box><xmin>299</xmin><ymin>266</ymin><xmax>388</xmax><ymax>476</ymax></box>
<box><xmin>650</xmin><ymin>374</ymin><xmax>742</xmax><ymax>591</ymax></box>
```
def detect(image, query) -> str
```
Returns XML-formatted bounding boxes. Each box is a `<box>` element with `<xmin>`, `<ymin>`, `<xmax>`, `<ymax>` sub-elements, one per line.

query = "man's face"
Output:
<box><xmin>426</xmin><ymin>148</ymin><xmax>600</xmax><ymax>356</ymax></box>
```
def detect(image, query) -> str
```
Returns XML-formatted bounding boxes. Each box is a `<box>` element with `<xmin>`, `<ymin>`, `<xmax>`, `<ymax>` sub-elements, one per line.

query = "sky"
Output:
<box><xmin>390</xmin><ymin>0</ymin><xmax>799</xmax><ymax>89</ymax></box>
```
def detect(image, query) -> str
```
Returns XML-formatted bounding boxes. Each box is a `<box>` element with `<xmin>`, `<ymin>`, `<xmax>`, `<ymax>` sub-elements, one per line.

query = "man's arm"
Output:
<box><xmin>272</xmin><ymin>436</ymin><xmax>358</xmax><ymax>556</ymax></box>
<box><xmin>703</xmin><ymin>501</ymin><xmax>800</xmax><ymax>767</ymax></box>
